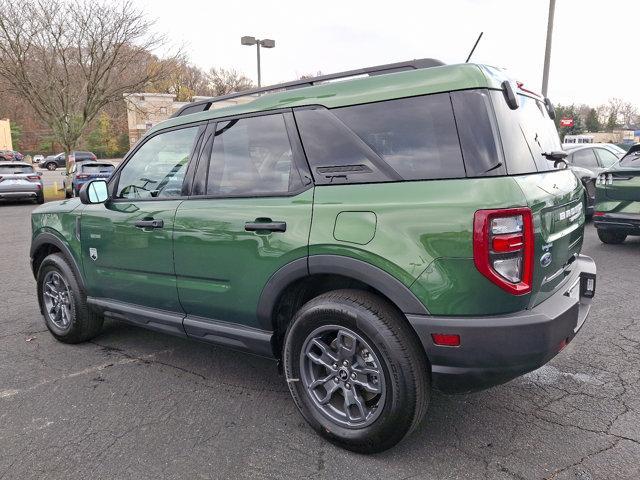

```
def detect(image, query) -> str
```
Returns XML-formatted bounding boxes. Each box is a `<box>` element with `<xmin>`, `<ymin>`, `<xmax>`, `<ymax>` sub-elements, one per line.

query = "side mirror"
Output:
<box><xmin>79</xmin><ymin>180</ymin><xmax>109</xmax><ymax>204</ymax></box>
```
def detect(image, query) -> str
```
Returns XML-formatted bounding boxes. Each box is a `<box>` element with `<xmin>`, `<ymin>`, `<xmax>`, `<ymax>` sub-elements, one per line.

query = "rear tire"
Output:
<box><xmin>46</xmin><ymin>162</ymin><xmax>57</xmax><ymax>171</ymax></box>
<box><xmin>36</xmin><ymin>191</ymin><xmax>45</xmax><ymax>204</ymax></box>
<box><xmin>37</xmin><ymin>253</ymin><xmax>103</xmax><ymax>343</ymax></box>
<box><xmin>283</xmin><ymin>289</ymin><xmax>430</xmax><ymax>453</ymax></box>
<box><xmin>597</xmin><ymin>229</ymin><xmax>626</xmax><ymax>244</ymax></box>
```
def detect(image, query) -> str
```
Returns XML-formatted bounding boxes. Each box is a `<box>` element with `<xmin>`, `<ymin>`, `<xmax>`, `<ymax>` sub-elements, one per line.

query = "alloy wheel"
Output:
<box><xmin>42</xmin><ymin>271</ymin><xmax>73</xmax><ymax>330</ymax></box>
<box><xmin>300</xmin><ymin>325</ymin><xmax>386</xmax><ymax>428</ymax></box>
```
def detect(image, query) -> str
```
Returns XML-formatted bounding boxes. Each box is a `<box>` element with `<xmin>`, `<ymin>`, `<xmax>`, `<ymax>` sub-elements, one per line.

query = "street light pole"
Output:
<box><xmin>241</xmin><ymin>36</ymin><xmax>275</xmax><ymax>88</ymax></box>
<box><xmin>256</xmin><ymin>41</ymin><xmax>261</xmax><ymax>87</ymax></box>
<box><xmin>541</xmin><ymin>0</ymin><xmax>556</xmax><ymax>97</ymax></box>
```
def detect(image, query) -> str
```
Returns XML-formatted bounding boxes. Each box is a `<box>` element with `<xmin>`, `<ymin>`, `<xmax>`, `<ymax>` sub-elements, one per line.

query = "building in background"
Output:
<box><xmin>0</xmin><ymin>119</ymin><xmax>12</xmax><ymax>150</ymax></box>
<box><xmin>123</xmin><ymin>93</ymin><xmax>254</xmax><ymax>147</ymax></box>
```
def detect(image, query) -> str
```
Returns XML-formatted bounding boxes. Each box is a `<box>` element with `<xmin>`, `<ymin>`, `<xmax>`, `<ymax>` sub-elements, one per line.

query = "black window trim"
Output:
<box><xmin>185</xmin><ymin>109</ymin><xmax>313</xmax><ymax>200</ymax></box>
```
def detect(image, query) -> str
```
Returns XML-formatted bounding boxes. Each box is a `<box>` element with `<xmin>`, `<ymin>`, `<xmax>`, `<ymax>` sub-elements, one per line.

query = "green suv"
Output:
<box><xmin>30</xmin><ymin>59</ymin><xmax>596</xmax><ymax>453</ymax></box>
<box><xmin>593</xmin><ymin>144</ymin><xmax>640</xmax><ymax>243</ymax></box>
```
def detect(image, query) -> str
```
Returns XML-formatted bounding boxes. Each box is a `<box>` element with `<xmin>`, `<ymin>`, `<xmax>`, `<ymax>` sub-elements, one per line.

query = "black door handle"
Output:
<box><xmin>245</xmin><ymin>221</ymin><xmax>287</xmax><ymax>233</ymax></box>
<box><xmin>134</xmin><ymin>219</ymin><xmax>164</xmax><ymax>229</ymax></box>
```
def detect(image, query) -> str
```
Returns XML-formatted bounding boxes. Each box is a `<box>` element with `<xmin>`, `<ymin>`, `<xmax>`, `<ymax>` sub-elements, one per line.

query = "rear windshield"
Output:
<box><xmin>620</xmin><ymin>149</ymin><xmax>640</xmax><ymax>167</ymax></box>
<box><xmin>491</xmin><ymin>91</ymin><xmax>561</xmax><ymax>174</ymax></box>
<box><xmin>0</xmin><ymin>165</ymin><xmax>34</xmax><ymax>174</ymax></box>
<box><xmin>81</xmin><ymin>164</ymin><xmax>114</xmax><ymax>173</ymax></box>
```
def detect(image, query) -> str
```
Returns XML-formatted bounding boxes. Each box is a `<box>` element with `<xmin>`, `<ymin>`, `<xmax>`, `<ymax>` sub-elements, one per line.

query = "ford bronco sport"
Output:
<box><xmin>30</xmin><ymin>59</ymin><xmax>596</xmax><ymax>453</ymax></box>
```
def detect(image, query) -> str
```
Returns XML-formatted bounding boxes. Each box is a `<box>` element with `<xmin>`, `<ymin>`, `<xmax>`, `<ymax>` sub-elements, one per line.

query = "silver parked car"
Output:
<box><xmin>0</xmin><ymin>162</ymin><xmax>44</xmax><ymax>204</ymax></box>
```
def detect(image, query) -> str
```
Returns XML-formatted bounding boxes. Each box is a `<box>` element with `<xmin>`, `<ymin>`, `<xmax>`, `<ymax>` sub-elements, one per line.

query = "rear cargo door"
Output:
<box><xmin>491</xmin><ymin>90</ymin><xmax>585</xmax><ymax>306</ymax></box>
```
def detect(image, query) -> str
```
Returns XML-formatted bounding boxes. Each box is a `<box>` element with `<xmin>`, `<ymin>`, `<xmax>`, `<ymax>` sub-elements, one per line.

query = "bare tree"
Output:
<box><xmin>619</xmin><ymin>101</ymin><xmax>639</xmax><ymax>128</ymax></box>
<box><xmin>150</xmin><ymin>57</ymin><xmax>212</xmax><ymax>101</ymax></box>
<box><xmin>0</xmin><ymin>0</ymin><xmax>180</xmax><ymax>153</ymax></box>
<box><xmin>207</xmin><ymin>68</ymin><xmax>254</xmax><ymax>96</ymax></box>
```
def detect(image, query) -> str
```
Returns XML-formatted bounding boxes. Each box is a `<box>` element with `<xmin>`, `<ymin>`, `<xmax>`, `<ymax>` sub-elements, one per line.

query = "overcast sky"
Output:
<box><xmin>133</xmin><ymin>0</ymin><xmax>637</xmax><ymax>107</ymax></box>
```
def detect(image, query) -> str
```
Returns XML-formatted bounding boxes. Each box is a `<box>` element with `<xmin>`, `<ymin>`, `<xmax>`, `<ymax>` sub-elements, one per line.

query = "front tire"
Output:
<box><xmin>46</xmin><ymin>162</ymin><xmax>57</xmax><ymax>171</ymax></box>
<box><xmin>37</xmin><ymin>253</ymin><xmax>103</xmax><ymax>343</ymax></box>
<box><xmin>283</xmin><ymin>289</ymin><xmax>430</xmax><ymax>453</ymax></box>
<box><xmin>597</xmin><ymin>229</ymin><xmax>626</xmax><ymax>244</ymax></box>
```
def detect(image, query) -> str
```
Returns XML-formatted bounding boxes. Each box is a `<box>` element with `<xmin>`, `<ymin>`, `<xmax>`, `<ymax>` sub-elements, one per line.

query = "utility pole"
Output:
<box><xmin>541</xmin><ymin>0</ymin><xmax>556</xmax><ymax>97</ymax></box>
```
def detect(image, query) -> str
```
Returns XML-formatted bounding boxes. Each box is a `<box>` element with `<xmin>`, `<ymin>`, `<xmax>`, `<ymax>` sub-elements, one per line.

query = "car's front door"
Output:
<box><xmin>173</xmin><ymin>112</ymin><xmax>313</xmax><ymax>335</ymax></box>
<box><xmin>81</xmin><ymin>124</ymin><xmax>203</xmax><ymax>325</ymax></box>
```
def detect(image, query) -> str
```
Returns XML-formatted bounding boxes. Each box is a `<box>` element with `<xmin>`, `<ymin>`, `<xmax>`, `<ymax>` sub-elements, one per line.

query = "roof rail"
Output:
<box><xmin>171</xmin><ymin>58</ymin><xmax>445</xmax><ymax>118</ymax></box>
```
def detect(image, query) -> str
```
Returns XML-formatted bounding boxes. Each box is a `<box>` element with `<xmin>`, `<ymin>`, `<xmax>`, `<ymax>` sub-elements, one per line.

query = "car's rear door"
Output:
<box><xmin>172</xmin><ymin>112</ymin><xmax>313</xmax><ymax>335</ymax></box>
<box><xmin>80</xmin><ymin>124</ymin><xmax>204</xmax><ymax>329</ymax></box>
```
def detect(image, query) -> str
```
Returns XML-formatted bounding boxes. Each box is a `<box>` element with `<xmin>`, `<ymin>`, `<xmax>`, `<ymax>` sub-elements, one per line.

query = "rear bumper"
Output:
<box><xmin>408</xmin><ymin>254</ymin><xmax>596</xmax><ymax>394</ymax></box>
<box><xmin>593</xmin><ymin>212</ymin><xmax>640</xmax><ymax>235</ymax></box>
<box><xmin>0</xmin><ymin>189</ymin><xmax>40</xmax><ymax>199</ymax></box>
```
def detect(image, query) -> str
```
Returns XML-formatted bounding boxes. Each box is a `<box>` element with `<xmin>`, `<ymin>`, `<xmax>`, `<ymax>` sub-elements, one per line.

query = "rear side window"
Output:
<box><xmin>451</xmin><ymin>90</ymin><xmax>505</xmax><ymax>176</ymax></box>
<box><xmin>296</xmin><ymin>93</ymin><xmax>466</xmax><ymax>183</ymax></box>
<box><xmin>206</xmin><ymin>113</ymin><xmax>304</xmax><ymax>197</ymax></box>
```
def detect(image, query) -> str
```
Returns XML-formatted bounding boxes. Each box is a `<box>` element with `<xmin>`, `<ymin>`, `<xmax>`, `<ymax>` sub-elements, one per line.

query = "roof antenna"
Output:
<box><xmin>465</xmin><ymin>32</ymin><xmax>484</xmax><ymax>63</ymax></box>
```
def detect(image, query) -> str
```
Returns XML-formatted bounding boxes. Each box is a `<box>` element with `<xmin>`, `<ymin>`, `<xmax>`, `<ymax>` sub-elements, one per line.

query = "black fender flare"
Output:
<box><xmin>256</xmin><ymin>255</ymin><xmax>429</xmax><ymax>330</ymax></box>
<box><xmin>30</xmin><ymin>232</ymin><xmax>86</xmax><ymax>291</ymax></box>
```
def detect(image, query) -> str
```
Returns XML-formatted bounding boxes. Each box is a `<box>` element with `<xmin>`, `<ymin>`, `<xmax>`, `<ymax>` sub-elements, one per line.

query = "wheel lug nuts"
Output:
<box><xmin>345</xmin><ymin>383</ymin><xmax>351</xmax><ymax>389</ymax></box>
<box><xmin>332</xmin><ymin>363</ymin><xmax>338</xmax><ymax>369</ymax></box>
<box><xmin>334</xmin><ymin>377</ymin><xmax>339</xmax><ymax>383</ymax></box>
<box><xmin>342</xmin><ymin>360</ymin><xmax>349</xmax><ymax>366</ymax></box>
<box><xmin>351</xmin><ymin>373</ymin><xmax>357</xmax><ymax>380</ymax></box>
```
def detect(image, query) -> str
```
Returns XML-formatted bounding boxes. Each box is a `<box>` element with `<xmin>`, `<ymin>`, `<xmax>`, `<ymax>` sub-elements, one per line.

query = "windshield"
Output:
<box><xmin>0</xmin><ymin>165</ymin><xmax>35</xmax><ymax>174</ymax></box>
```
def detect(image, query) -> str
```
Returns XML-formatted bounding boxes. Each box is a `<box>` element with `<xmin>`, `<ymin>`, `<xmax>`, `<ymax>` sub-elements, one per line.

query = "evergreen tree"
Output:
<box><xmin>585</xmin><ymin>108</ymin><xmax>601</xmax><ymax>132</ymax></box>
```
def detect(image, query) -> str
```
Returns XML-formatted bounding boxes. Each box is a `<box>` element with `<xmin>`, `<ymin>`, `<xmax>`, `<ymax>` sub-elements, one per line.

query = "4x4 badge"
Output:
<box><xmin>89</xmin><ymin>248</ymin><xmax>98</xmax><ymax>261</ymax></box>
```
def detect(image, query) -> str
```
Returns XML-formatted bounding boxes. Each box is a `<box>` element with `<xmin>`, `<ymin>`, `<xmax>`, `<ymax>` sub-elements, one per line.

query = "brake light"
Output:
<box><xmin>593</xmin><ymin>212</ymin><xmax>605</xmax><ymax>217</ymax></box>
<box><xmin>76</xmin><ymin>174</ymin><xmax>90</xmax><ymax>179</ymax></box>
<box><xmin>473</xmin><ymin>208</ymin><xmax>534</xmax><ymax>295</ymax></box>
<box><xmin>27</xmin><ymin>175</ymin><xmax>41</xmax><ymax>181</ymax></box>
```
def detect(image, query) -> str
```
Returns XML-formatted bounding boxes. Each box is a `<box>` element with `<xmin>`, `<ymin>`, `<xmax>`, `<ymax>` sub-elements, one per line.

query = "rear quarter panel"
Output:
<box><xmin>309</xmin><ymin>177</ymin><xmax>531</xmax><ymax>316</ymax></box>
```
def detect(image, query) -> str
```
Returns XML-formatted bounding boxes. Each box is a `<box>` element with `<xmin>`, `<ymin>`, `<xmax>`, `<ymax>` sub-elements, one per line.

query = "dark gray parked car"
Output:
<box><xmin>563</xmin><ymin>144</ymin><xmax>623</xmax><ymax>176</ymax></box>
<box><xmin>41</xmin><ymin>151</ymin><xmax>97</xmax><ymax>171</ymax></box>
<box><xmin>0</xmin><ymin>162</ymin><xmax>44</xmax><ymax>204</ymax></box>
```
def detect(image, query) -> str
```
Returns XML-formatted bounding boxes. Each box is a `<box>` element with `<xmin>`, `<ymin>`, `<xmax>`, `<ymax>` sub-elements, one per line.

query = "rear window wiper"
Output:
<box><xmin>482</xmin><ymin>162</ymin><xmax>503</xmax><ymax>174</ymax></box>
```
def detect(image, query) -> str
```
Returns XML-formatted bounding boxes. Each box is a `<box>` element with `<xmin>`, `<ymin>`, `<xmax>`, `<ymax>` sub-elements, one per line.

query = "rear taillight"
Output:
<box><xmin>76</xmin><ymin>174</ymin><xmax>90</xmax><ymax>179</ymax></box>
<box><xmin>27</xmin><ymin>175</ymin><xmax>41</xmax><ymax>182</ymax></box>
<box><xmin>473</xmin><ymin>208</ymin><xmax>534</xmax><ymax>295</ymax></box>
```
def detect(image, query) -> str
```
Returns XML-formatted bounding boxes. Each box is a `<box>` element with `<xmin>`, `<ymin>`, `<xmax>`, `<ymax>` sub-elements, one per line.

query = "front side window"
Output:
<box><xmin>206</xmin><ymin>114</ymin><xmax>302</xmax><ymax>196</ymax></box>
<box><xmin>116</xmin><ymin>126</ymin><xmax>198</xmax><ymax>199</ymax></box>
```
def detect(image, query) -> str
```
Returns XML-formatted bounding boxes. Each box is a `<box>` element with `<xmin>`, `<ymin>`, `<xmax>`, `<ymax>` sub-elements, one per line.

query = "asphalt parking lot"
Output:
<box><xmin>1</xmin><ymin>202</ymin><xmax>638</xmax><ymax>480</ymax></box>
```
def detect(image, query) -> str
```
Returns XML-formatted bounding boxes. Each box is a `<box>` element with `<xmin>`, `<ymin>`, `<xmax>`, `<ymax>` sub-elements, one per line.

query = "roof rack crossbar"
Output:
<box><xmin>171</xmin><ymin>58</ymin><xmax>445</xmax><ymax>118</ymax></box>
